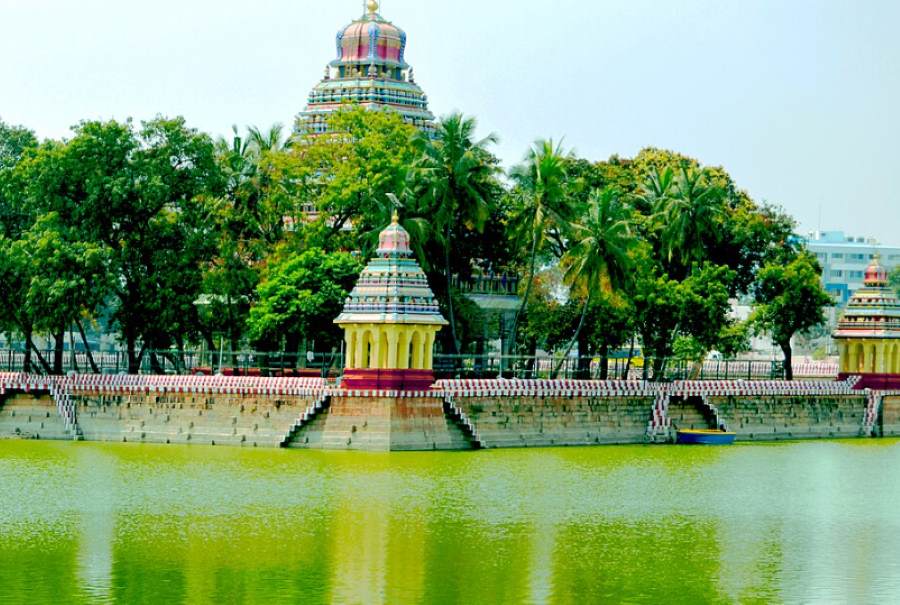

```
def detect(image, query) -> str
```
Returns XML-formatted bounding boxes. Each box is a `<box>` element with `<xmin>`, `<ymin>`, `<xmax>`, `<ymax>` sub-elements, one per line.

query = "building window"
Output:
<box><xmin>832</xmin><ymin>253</ymin><xmax>844</xmax><ymax>259</ymax></box>
<box><xmin>849</xmin><ymin>271</ymin><xmax>864</xmax><ymax>279</ymax></box>
<box><xmin>831</xmin><ymin>270</ymin><xmax>843</xmax><ymax>278</ymax></box>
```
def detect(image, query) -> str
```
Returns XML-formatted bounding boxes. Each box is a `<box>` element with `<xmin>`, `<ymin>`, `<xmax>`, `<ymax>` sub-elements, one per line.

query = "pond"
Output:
<box><xmin>2</xmin><ymin>439</ymin><xmax>900</xmax><ymax>604</ymax></box>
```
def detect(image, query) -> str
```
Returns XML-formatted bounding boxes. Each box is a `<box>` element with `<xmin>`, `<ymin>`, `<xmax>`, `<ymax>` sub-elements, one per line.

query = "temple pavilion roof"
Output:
<box><xmin>834</xmin><ymin>256</ymin><xmax>900</xmax><ymax>340</ymax></box>
<box><xmin>335</xmin><ymin>213</ymin><xmax>448</xmax><ymax>326</ymax></box>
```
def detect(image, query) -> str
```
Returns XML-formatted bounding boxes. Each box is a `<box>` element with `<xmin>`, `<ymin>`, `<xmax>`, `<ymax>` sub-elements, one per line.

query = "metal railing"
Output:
<box><xmin>451</xmin><ymin>274</ymin><xmax>520</xmax><ymax>296</ymax></box>
<box><xmin>0</xmin><ymin>349</ymin><xmax>343</xmax><ymax>378</ymax></box>
<box><xmin>0</xmin><ymin>348</ymin><xmax>788</xmax><ymax>382</ymax></box>
<box><xmin>432</xmin><ymin>355</ymin><xmax>786</xmax><ymax>382</ymax></box>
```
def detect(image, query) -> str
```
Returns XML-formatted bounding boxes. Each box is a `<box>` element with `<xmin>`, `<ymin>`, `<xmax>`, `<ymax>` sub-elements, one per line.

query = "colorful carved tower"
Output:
<box><xmin>298</xmin><ymin>0</ymin><xmax>436</xmax><ymax>136</ymax></box>
<box><xmin>335</xmin><ymin>212</ymin><xmax>447</xmax><ymax>391</ymax></box>
<box><xmin>834</xmin><ymin>255</ymin><xmax>900</xmax><ymax>389</ymax></box>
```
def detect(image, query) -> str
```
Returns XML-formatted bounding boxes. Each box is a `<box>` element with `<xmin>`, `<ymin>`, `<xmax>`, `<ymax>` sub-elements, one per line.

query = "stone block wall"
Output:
<box><xmin>711</xmin><ymin>395</ymin><xmax>868</xmax><ymax>441</ymax></box>
<box><xmin>0</xmin><ymin>375</ymin><xmax>890</xmax><ymax>450</ymax></box>
<box><xmin>73</xmin><ymin>391</ymin><xmax>317</xmax><ymax>447</ymax></box>
<box><xmin>881</xmin><ymin>396</ymin><xmax>900</xmax><ymax>436</ymax></box>
<box><xmin>0</xmin><ymin>393</ymin><xmax>70</xmax><ymax>441</ymax></box>
<box><xmin>455</xmin><ymin>395</ymin><xmax>656</xmax><ymax>448</ymax></box>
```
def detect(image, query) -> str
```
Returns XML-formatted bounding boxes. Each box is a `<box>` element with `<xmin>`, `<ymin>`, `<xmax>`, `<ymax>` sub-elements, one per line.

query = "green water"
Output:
<box><xmin>2</xmin><ymin>440</ymin><xmax>900</xmax><ymax>604</ymax></box>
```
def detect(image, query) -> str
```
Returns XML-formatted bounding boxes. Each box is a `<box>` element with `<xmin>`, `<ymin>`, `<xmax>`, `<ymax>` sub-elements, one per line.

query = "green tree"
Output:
<box><xmin>247</xmin><ymin>247</ymin><xmax>362</xmax><ymax>353</ymax></box>
<box><xmin>0</xmin><ymin>235</ymin><xmax>49</xmax><ymax>372</ymax></box>
<box><xmin>418</xmin><ymin>112</ymin><xmax>499</xmax><ymax>354</ymax></box>
<box><xmin>0</xmin><ymin>120</ymin><xmax>37</xmax><ymax>171</ymax></box>
<box><xmin>280</xmin><ymin>106</ymin><xmax>421</xmax><ymax>248</ymax></box>
<box><xmin>202</xmin><ymin>123</ymin><xmax>291</xmax><ymax>355</ymax></box>
<box><xmin>16</xmin><ymin>214</ymin><xmax>110</xmax><ymax>373</ymax></box>
<box><xmin>23</xmin><ymin>118</ymin><xmax>224</xmax><ymax>372</ymax></box>
<box><xmin>554</xmin><ymin>188</ymin><xmax>634</xmax><ymax>375</ymax></box>
<box><xmin>215</xmin><ymin>123</ymin><xmax>288</xmax><ymax>245</ymax></box>
<box><xmin>890</xmin><ymin>266</ymin><xmax>900</xmax><ymax>297</ymax></box>
<box><xmin>631</xmin><ymin>147</ymin><xmax>793</xmax><ymax>295</ymax></box>
<box><xmin>632</xmin><ymin>266</ymin><xmax>682</xmax><ymax>379</ymax></box>
<box><xmin>678</xmin><ymin>263</ymin><xmax>736</xmax><ymax>354</ymax></box>
<box><xmin>0</xmin><ymin>120</ymin><xmax>40</xmax><ymax>369</ymax></box>
<box><xmin>508</xmin><ymin>139</ymin><xmax>570</xmax><ymax>355</ymax></box>
<box><xmin>751</xmin><ymin>252</ymin><xmax>833</xmax><ymax>380</ymax></box>
<box><xmin>653</xmin><ymin>166</ymin><xmax>726</xmax><ymax>279</ymax></box>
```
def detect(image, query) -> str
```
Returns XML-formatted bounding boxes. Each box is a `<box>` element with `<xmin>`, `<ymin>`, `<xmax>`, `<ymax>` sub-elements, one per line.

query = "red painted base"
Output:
<box><xmin>341</xmin><ymin>369</ymin><xmax>437</xmax><ymax>391</ymax></box>
<box><xmin>839</xmin><ymin>373</ymin><xmax>900</xmax><ymax>390</ymax></box>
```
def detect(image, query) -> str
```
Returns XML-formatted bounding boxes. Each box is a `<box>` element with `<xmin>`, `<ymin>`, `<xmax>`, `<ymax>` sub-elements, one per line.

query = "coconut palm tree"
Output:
<box><xmin>215</xmin><ymin>123</ymin><xmax>288</xmax><ymax>243</ymax></box>
<box><xmin>507</xmin><ymin>139</ymin><xmax>571</xmax><ymax>356</ymax></box>
<box><xmin>553</xmin><ymin>188</ymin><xmax>635</xmax><ymax>376</ymax></box>
<box><xmin>246</xmin><ymin>123</ymin><xmax>288</xmax><ymax>154</ymax></box>
<box><xmin>632</xmin><ymin>165</ymin><xmax>674</xmax><ymax>217</ymax></box>
<box><xmin>654</xmin><ymin>166</ymin><xmax>725</xmax><ymax>278</ymax></box>
<box><xmin>417</xmin><ymin>113</ymin><xmax>499</xmax><ymax>354</ymax></box>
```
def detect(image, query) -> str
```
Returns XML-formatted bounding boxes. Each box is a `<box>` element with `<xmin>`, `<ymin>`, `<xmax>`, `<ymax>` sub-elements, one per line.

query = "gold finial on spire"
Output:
<box><xmin>367</xmin><ymin>0</ymin><xmax>379</xmax><ymax>14</ymax></box>
<box><xmin>391</xmin><ymin>208</ymin><xmax>400</xmax><ymax>224</ymax></box>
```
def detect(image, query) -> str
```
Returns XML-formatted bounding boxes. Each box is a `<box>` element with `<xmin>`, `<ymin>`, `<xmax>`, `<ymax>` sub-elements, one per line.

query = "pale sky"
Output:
<box><xmin>1</xmin><ymin>0</ymin><xmax>898</xmax><ymax>243</ymax></box>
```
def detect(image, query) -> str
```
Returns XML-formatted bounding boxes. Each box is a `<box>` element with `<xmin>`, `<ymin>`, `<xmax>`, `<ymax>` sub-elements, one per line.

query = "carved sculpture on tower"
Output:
<box><xmin>834</xmin><ymin>255</ymin><xmax>900</xmax><ymax>389</ymax></box>
<box><xmin>335</xmin><ymin>211</ymin><xmax>448</xmax><ymax>391</ymax></box>
<box><xmin>298</xmin><ymin>0</ymin><xmax>436</xmax><ymax>136</ymax></box>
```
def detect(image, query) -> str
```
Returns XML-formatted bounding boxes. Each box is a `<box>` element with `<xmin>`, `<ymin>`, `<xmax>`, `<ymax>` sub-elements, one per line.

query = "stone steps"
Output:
<box><xmin>286</xmin><ymin>396</ymin><xmax>476</xmax><ymax>451</ymax></box>
<box><xmin>459</xmin><ymin>396</ymin><xmax>655</xmax><ymax>448</ymax></box>
<box><xmin>71</xmin><ymin>398</ymin><xmax>315</xmax><ymax>447</ymax></box>
<box><xmin>0</xmin><ymin>397</ymin><xmax>71</xmax><ymax>441</ymax></box>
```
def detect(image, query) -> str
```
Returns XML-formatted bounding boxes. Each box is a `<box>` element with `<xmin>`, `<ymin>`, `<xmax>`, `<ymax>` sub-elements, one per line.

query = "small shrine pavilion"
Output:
<box><xmin>335</xmin><ymin>213</ymin><xmax>447</xmax><ymax>391</ymax></box>
<box><xmin>834</xmin><ymin>255</ymin><xmax>900</xmax><ymax>389</ymax></box>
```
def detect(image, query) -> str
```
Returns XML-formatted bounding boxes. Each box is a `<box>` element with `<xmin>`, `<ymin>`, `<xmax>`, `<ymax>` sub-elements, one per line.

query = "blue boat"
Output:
<box><xmin>676</xmin><ymin>429</ymin><xmax>736</xmax><ymax>445</ymax></box>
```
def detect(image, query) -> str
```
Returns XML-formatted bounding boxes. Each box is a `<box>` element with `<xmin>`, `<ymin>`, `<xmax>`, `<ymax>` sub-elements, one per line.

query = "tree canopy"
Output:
<box><xmin>0</xmin><ymin>109</ymin><xmax>831</xmax><ymax>378</ymax></box>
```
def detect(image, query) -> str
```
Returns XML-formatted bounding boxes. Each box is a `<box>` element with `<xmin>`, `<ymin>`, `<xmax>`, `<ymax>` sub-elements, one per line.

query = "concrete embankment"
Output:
<box><xmin>0</xmin><ymin>393</ymin><xmax>70</xmax><ymax>440</ymax></box>
<box><xmin>879</xmin><ymin>395</ymin><xmax>900</xmax><ymax>436</ymax></box>
<box><xmin>73</xmin><ymin>392</ymin><xmax>320</xmax><ymax>447</ymax></box>
<box><xmin>711</xmin><ymin>395</ymin><xmax>868</xmax><ymax>441</ymax></box>
<box><xmin>0</xmin><ymin>391</ymin><xmax>320</xmax><ymax>447</ymax></box>
<box><xmin>0</xmin><ymin>374</ymin><xmax>887</xmax><ymax>450</ymax></box>
<box><xmin>451</xmin><ymin>395</ymin><xmax>655</xmax><ymax>448</ymax></box>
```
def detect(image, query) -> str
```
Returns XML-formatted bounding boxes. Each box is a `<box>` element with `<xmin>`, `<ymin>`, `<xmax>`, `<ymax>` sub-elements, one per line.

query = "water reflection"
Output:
<box><xmin>2</xmin><ymin>440</ymin><xmax>900</xmax><ymax>603</ymax></box>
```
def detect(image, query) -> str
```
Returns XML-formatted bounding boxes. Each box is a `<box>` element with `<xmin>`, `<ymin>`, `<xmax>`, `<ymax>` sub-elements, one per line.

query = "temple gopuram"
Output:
<box><xmin>298</xmin><ymin>0</ymin><xmax>436</xmax><ymax>135</ymax></box>
<box><xmin>335</xmin><ymin>212</ymin><xmax>447</xmax><ymax>391</ymax></box>
<box><xmin>834</xmin><ymin>255</ymin><xmax>900</xmax><ymax>389</ymax></box>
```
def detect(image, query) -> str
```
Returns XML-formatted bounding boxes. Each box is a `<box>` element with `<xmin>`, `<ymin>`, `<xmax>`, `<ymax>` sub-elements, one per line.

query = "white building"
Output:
<box><xmin>804</xmin><ymin>231</ymin><xmax>900</xmax><ymax>305</ymax></box>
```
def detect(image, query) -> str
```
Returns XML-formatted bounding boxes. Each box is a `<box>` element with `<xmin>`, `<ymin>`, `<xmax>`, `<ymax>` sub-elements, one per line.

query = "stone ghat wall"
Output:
<box><xmin>880</xmin><ymin>395</ymin><xmax>900</xmax><ymax>436</ymax></box>
<box><xmin>287</xmin><ymin>396</ymin><xmax>474</xmax><ymax>451</ymax></box>
<box><xmin>0</xmin><ymin>374</ymin><xmax>889</xmax><ymax>449</ymax></box>
<box><xmin>0</xmin><ymin>393</ymin><xmax>70</xmax><ymax>441</ymax></box>
<box><xmin>708</xmin><ymin>395</ymin><xmax>868</xmax><ymax>441</ymax></box>
<box><xmin>453</xmin><ymin>396</ymin><xmax>656</xmax><ymax>448</ymax></box>
<box><xmin>72</xmin><ymin>392</ymin><xmax>318</xmax><ymax>448</ymax></box>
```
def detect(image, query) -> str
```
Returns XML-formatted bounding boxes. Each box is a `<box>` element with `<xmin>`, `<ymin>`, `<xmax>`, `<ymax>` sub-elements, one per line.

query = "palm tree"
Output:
<box><xmin>653</xmin><ymin>166</ymin><xmax>724</xmax><ymax>278</ymax></box>
<box><xmin>632</xmin><ymin>165</ymin><xmax>674</xmax><ymax>217</ymax></box>
<box><xmin>215</xmin><ymin>123</ymin><xmax>287</xmax><ymax>243</ymax></box>
<box><xmin>507</xmin><ymin>139</ymin><xmax>570</xmax><ymax>357</ymax></box>
<box><xmin>553</xmin><ymin>188</ymin><xmax>634</xmax><ymax>376</ymax></box>
<box><xmin>247</xmin><ymin>123</ymin><xmax>288</xmax><ymax>154</ymax></box>
<box><xmin>417</xmin><ymin>113</ymin><xmax>499</xmax><ymax>354</ymax></box>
